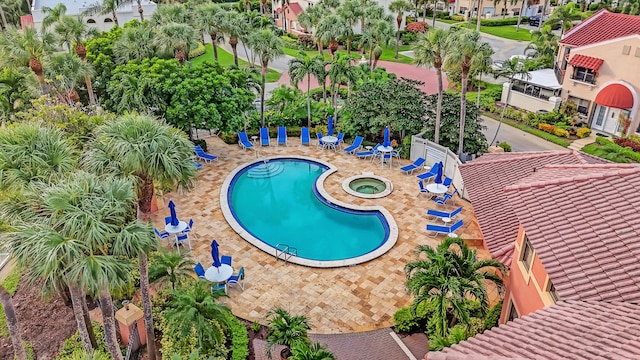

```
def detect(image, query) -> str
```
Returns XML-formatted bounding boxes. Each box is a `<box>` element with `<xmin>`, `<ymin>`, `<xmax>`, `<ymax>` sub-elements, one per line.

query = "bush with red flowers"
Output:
<box><xmin>406</xmin><ymin>21</ymin><xmax>429</xmax><ymax>33</ymax></box>
<box><xmin>613</xmin><ymin>137</ymin><xmax>640</xmax><ymax>152</ymax></box>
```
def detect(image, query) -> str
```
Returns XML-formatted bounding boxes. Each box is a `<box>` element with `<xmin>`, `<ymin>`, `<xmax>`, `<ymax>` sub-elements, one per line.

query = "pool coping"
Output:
<box><xmin>220</xmin><ymin>155</ymin><xmax>399</xmax><ymax>268</ymax></box>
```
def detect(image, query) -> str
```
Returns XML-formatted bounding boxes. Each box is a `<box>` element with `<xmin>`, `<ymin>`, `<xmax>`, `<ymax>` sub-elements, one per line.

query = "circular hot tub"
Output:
<box><xmin>342</xmin><ymin>174</ymin><xmax>393</xmax><ymax>199</ymax></box>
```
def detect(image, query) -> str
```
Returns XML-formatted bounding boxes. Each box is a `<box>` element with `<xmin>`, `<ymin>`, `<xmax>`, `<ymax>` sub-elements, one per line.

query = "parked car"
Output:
<box><xmin>491</xmin><ymin>60</ymin><xmax>506</xmax><ymax>71</ymax></box>
<box><xmin>528</xmin><ymin>15</ymin><xmax>562</xmax><ymax>30</ymax></box>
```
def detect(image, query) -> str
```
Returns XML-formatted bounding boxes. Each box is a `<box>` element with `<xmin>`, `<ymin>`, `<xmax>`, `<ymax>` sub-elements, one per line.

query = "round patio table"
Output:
<box><xmin>165</xmin><ymin>221</ymin><xmax>187</xmax><ymax>246</ymax></box>
<box><xmin>377</xmin><ymin>146</ymin><xmax>393</xmax><ymax>168</ymax></box>
<box><xmin>426</xmin><ymin>184</ymin><xmax>448</xmax><ymax>194</ymax></box>
<box><xmin>205</xmin><ymin>264</ymin><xmax>234</xmax><ymax>283</ymax></box>
<box><xmin>321</xmin><ymin>136</ymin><xmax>338</xmax><ymax>150</ymax></box>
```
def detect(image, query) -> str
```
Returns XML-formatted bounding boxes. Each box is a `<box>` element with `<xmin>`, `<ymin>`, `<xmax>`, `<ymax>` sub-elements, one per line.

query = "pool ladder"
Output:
<box><xmin>275</xmin><ymin>244</ymin><xmax>297</xmax><ymax>264</ymax></box>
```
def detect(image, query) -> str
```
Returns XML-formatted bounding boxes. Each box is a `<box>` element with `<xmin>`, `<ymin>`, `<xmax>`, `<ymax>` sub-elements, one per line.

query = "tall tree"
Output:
<box><xmin>0</xmin><ymin>26</ymin><xmax>54</xmax><ymax>90</ymax></box>
<box><xmin>445</xmin><ymin>29</ymin><xmax>493</xmax><ymax>157</ymax></box>
<box><xmin>41</xmin><ymin>3</ymin><xmax>67</xmax><ymax>31</ymax></box>
<box><xmin>289</xmin><ymin>52</ymin><xmax>325</xmax><ymax>127</ymax></box>
<box><xmin>195</xmin><ymin>4</ymin><xmax>226</xmax><ymax>62</ymax></box>
<box><xmin>113</xmin><ymin>25</ymin><xmax>157</xmax><ymax>63</ymax></box>
<box><xmin>83</xmin><ymin>113</ymin><xmax>197</xmax><ymax>360</ymax></box>
<box><xmin>46</xmin><ymin>53</ymin><xmax>95</xmax><ymax>106</ymax></box>
<box><xmin>0</xmin><ymin>285</ymin><xmax>27</xmax><ymax>360</ymax></box>
<box><xmin>389</xmin><ymin>0</ymin><xmax>412</xmax><ymax>60</ymax></box>
<box><xmin>490</xmin><ymin>57</ymin><xmax>530</xmax><ymax>145</ymax></box>
<box><xmin>280</xmin><ymin>0</ymin><xmax>290</xmax><ymax>32</ymax></box>
<box><xmin>298</xmin><ymin>4</ymin><xmax>327</xmax><ymax>55</ymax></box>
<box><xmin>327</xmin><ymin>53</ymin><xmax>358</xmax><ymax>123</ymax></box>
<box><xmin>155</xmin><ymin>23</ymin><xmax>198</xmax><ymax>65</ymax></box>
<box><xmin>405</xmin><ymin>237</ymin><xmax>506</xmax><ymax>337</ymax></box>
<box><xmin>412</xmin><ymin>27</ymin><xmax>449</xmax><ymax>144</ymax></box>
<box><xmin>249</xmin><ymin>29</ymin><xmax>284</xmax><ymax>127</ymax></box>
<box><xmin>524</xmin><ymin>25</ymin><xmax>558</xmax><ymax>67</ymax></box>
<box><xmin>546</xmin><ymin>3</ymin><xmax>584</xmax><ymax>37</ymax></box>
<box><xmin>514</xmin><ymin>0</ymin><xmax>532</xmax><ymax>32</ymax></box>
<box><xmin>493</xmin><ymin>0</ymin><xmax>517</xmax><ymax>18</ymax></box>
<box><xmin>362</xmin><ymin>18</ymin><xmax>395</xmax><ymax>69</ymax></box>
<box><xmin>337</xmin><ymin>0</ymin><xmax>361</xmax><ymax>55</ymax></box>
<box><xmin>316</xmin><ymin>14</ymin><xmax>348</xmax><ymax>57</ymax></box>
<box><xmin>222</xmin><ymin>11</ymin><xmax>244</xmax><ymax>66</ymax></box>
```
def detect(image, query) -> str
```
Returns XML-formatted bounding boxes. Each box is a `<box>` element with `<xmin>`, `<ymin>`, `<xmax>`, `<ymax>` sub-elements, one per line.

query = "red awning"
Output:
<box><xmin>568</xmin><ymin>54</ymin><xmax>604</xmax><ymax>73</ymax></box>
<box><xmin>595</xmin><ymin>84</ymin><xmax>634</xmax><ymax>109</ymax></box>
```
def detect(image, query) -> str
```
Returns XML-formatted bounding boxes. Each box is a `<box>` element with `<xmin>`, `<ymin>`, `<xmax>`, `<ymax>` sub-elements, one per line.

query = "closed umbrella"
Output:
<box><xmin>168</xmin><ymin>200</ymin><xmax>179</xmax><ymax>226</ymax></box>
<box><xmin>383</xmin><ymin>126</ymin><xmax>390</xmax><ymax>147</ymax></box>
<box><xmin>434</xmin><ymin>162</ymin><xmax>444</xmax><ymax>184</ymax></box>
<box><xmin>211</xmin><ymin>240</ymin><xmax>221</xmax><ymax>268</ymax></box>
<box><xmin>327</xmin><ymin>115</ymin><xmax>333</xmax><ymax>136</ymax></box>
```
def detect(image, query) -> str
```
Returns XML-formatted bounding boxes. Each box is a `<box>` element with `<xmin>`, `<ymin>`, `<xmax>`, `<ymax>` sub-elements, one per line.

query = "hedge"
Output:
<box><xmin>498</xmin><ymin>117</ymin><xmax>570</xmax><ymax>147</ymax></box>
<box><xmin>188</xmin><ymin>43</ymin><xmax>206</xmax><ymax>59</ymax></box>
<box><xmin>226</xmin><ymin>313</ymin><xmax>249</xmax><ymax>360</ymax></box>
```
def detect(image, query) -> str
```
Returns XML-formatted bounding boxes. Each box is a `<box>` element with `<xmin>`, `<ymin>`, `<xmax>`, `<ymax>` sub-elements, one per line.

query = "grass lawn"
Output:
<box><xmin>283</xmin><ymin>46</ymin><xmax>413</xmax><ymax>64</ymax></box>
<box><xmin>191</xmin><ymin>44</ymin><xmax>281</xmax><ymax>83</ymax></box>
<box><xmin>478</xmin><ymin>25</ymin><xmax>534</xmax><ymax>42</ymax></box>
<box><xmin>437</xmin><ymin>19</ymin><xmax>463</xmax><ymax>24</ymax></box>
<box><xmin>466</xmin><ymin>82</ymin><xmax>502</xmax><ymax>102</ymax></box>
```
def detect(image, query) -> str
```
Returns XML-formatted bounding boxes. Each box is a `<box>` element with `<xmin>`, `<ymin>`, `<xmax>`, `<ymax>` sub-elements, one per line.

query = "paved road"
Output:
<box><xmin>480</xmin><ymin>115</ymin><xmax>567</xmax><ymax>152</ymax></box>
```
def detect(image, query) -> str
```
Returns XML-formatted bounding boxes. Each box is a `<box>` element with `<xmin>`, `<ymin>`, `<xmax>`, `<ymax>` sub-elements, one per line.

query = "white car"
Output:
<box><xmin>490</xmin><ymin>60</ymin><xmax>505</xmax><ymax>71</ymax></box>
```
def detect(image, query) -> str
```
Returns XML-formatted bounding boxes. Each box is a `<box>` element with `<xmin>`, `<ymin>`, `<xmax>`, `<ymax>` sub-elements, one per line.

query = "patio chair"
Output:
<box><xmin>417</xmin><ymin>162</ymin><xmax>442</xmax><ymax>182</ymax></box>
<box><xmin>427</xmin><ymin>206</ymin><xmax>462</xmax><ymax>221</ymax></box>
<box><xmin>238</xmin><ymin>132</ymin><xmax>254</xmax><ymax>151</ymax></box>
<box><xmin>227</xmin><ymin>267</ymin><xmax>245</xmax><ymax>291</ymax></box>
<box><xmin>418</xmin><ymin>181</ymin><xmax>431</xmax><ymax>196</ymax></box>
<box><xmin>211</xmin><ymin>283</ymin><xmax>227</xmax><ymax>295</ymax></box>
<box><xmin>391</xmin><ymin>147</ymin><xmax>402</xmax><ymax>160</ymax></box>
<box><xmin>316</xmin><ymin>132</ymin><xmax>326</xmax><ymax>149</ymax></box>
<box><xmin>182</xmin><ymin>218</ymin><xmax>196</xmax><ymax>239</ymax></box>
<box><xmin>154</xmin><ymin>228</ymin><xmax>169</xmax><ymax>240</ymax></box>
<box><xmin>344</xmin><ymin>136</ymin><xmax>364</xmax><ymax>155</ymax></box>
<box><xmin>448</xmin><ymin>219</ymin><xmax>463</xmax><ymax>236</ymax></box>
<box><xmin>194</xmin><ymin>262</ymin><xmax>205</xmax><ymax>279</ymax></box>
<box><xmin>443</xmin><ymin>177</ymin><xmax>453</xmax><ymax>188</ymax></box>
<box><xmin>335</xmin><ymin>133</ymin><xmax>345</xmax><ymax>148</ymax></box>
<box><xmin>400</xmin><ymin>157</ymin><xmax>426</xmax><ymax>175</ymax></box>
<box><xmin>260</xmin><ymin>127</ymin><xmax>270</xmax><ymax>146</ymax></box>
<box><xmin>426</xmin><ymin>223</ymin><xmax>451</xmax><ymax>237</ymax></box>
<box><xmin>164</xmin><ymin>216</ymin><xmax>172</xmax><ymax>225</ymax></box>
<box><xmin>356</xmin><ymin>144</ymin><xmax>381</xmax><ymax>159</ymax></box>
<box><xmin>191</xmin><ymin>161</ymin><xmax>203</xmax><ymax>170</ymax></box>
<box><xmin>221</xmin><ymin>255</ymin><xmax>232</xmax><ymax>267</ymax></box>
<box><xmin>175</xmin><ymin>233</ymin><xmax>191</xmax><ymax>255</ymax></box>
<box><xmin>301</xmin><ymin>127</ymin><xmax>310</xmax><ymax>145</ymax></box>
<box><xmin>434</xmin><ymin>189</ymin><xmax>458</xmax><ymax>207</ymax></box>
<box><xmin>277</xmin><ymin>126</ymin><xmax>287</xmax><ymax>146</ymax></box>
<box><xmin>194</xmin><ymin>145</ymin><xmax>218</xmax><ymax>162</ymax></box>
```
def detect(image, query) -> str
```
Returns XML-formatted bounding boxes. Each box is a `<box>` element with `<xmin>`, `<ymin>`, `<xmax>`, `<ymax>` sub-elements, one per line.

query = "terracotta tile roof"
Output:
<box><xmin>287</xmin><ymin>2</ymin><xmax>304</xmax><ymax>16</ymax></box>
<box><xmin>504</xmin><ymin>165</ymin><xmax>640</xmax><ymax>303</ymax></box>
<box><xmin>458</xmin><ymin>151</ymin><xmax>603</xmax><ymax>263</ymax></box>
<box><xmin>428</xmin><ymin>301</ymin><xmax>640</xmax><ymax>360</ymax></box>
<box><xmin>561</xmin><ymin>9</ymin><xmax>640</xmax><ymax>47</ymax></box>
<box><xmin>567</xmin><ymin>54</ymin><xmax>604</xmax><ymax>72</ymax></box>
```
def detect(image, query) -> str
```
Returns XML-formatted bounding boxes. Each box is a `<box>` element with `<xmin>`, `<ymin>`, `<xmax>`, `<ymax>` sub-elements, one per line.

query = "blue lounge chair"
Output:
<box><xmin>194</xmin><ymin>262</ymin><xmax>205</xmax><ymax>279</ymax></box>
<box><xmin>356</xmin><ymin>144</ymin><xmax>381</xmax><ymax>159</ymax></box>
<box><xmin>426</xmin><ymin>219</ymin><xmax>463</xmax><ymax>237</ymax></box>
<box><xmin>260</xmin><ymin>127</ymin><xmax>270</xmax><ymax>146</ymax></box>
<box><xmin>238</xmin><ymin>132</ymin><xmax>254</xmax><ymax>151</ymax></box>
<box><xmin>191</xmin><ymin>162</ymin><xmax>203</xmax><ymax>170</ymax></box>
<box><xmin>427</xmin><ymin>206</ymin><xmax>462</xmax><ymax>221</ymax></box>
<box><xmin>434</xmin><ymin>189</ymin><xmax>458</xmax><ymax>206</ymax></box>
<box><xmin>418</xmin><ymin>181</ymin><xmax>431</xmax><ymax>195</ymax></box>
<box><xmin>194</xmin><ymin>145</ymin><xmax>218</xmax><ymax>162</ymax></box>
<box><xmin>221</xmin><ymin>255</ymin><xmax>232</xmax><ymax>267</ymax></box>
<box><xmin>417</xmin><ymin>162</ymin><xmax>442</xmax><ymax>181</ymax></box>
<box><xmin>154</xmin><ymin>228</ymin><xmax>169</xmax><ymax>240</ymax></box>
<box><xmin>449</xmin><ymin>219</ymin><xmax>463</xmax><ymax>234</ymax></box>
<box><xmin>301</xmin><ymin>127</ymin><xmax>310</xmax><ymax>145</ymax></box>
<box><xmin>401</xmin><ymin>157</ymin><xmax>426</xmax><ymax>174</ymax></box>
<box><xmin>227</xmin><ymin>267</ymin><xmax>245</xmax><ymax>290</ymax></box>
<box><xmin>277</xmin><ymin>126</ymin><xmax>287</xmax><ymax>146</ymax></box>
<box><xmin>344</xmin><ymin>136</ymin><xmax>364</xmax><ymax>154</ymax></box>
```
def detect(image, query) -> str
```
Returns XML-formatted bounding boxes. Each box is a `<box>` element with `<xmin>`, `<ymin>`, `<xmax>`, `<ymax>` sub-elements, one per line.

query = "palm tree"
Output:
<box><xmin>195</xmin><ymin>4</ymin><xmax>226</xmax><ymax>62</ymax></box>
<box><xmin>113</xmin><ymin>25</ymin><xmax>157</xmax><ymax>63</ymax></box>
<box><xmin>362</xmin><ymin>18</ymin><xmax>395</xmax><ymax>69</ymax></box>
<box><xmin>337</xmin><ymin>0</ymin><xmax>361</xmax><ymax>55</ymax></box>
<box><xmin>164</xmin><ymin>280</ymin><xmax>231</xmax><ymax>351</ymax></box>
<box><xmin>290</xmin><ymin>342</ymin><xmax>336</xmax><ymax>360</ymax></box>
<box><xmin>405</xmin><ymin>237</ymin><xmax>506</xmax><ymax>337</ymax></box>
<box><xmin>0</xmin><ymin>285</ymin><xmax>27</xmax><ymax>360</ymax></box>
<box><xmin>280</xmin><ymin>0</ymin><xmax>290</xmax><ymax>32</ymax></box>
<box><xmin>82</xmin><ymin>113</ymin><xmax>197</xmax><ymax>360</ymax></box>
<box><xmin>150</xmin><ymin>3</ymin><xmax>190</xmax><ymax>25</ymax></box>
<box><xmin>148</xmin><ymin>248</ymin><xmax>195</xmax><ymax>290</ymax></box>
<box><xmin>327</xmin><ymin>53</ymin><xmax>357</xmax><ymax>123</ymax></box>
<box><xmin>82</xmin><ymin>0</ymin><xmax>123</xmax><ymax>26</ymax></box>
<box><xmin>389</xmin><ymin>0</ymin><xmax>412</xmax><ymax>59</ymax></box>
<box><xmin>41</xmin><ymin>3</ymin><xmax>67</xmax><ymax>31</ymax></box>
<box><xmin>525</xmin><ymin>26</ymin><xmax>558</xmax><ymax>67</ymax></box>
<box><xmin>46</xmin><ymin>53</ymin><xmax>95</xmax><ymax>105</ymax></box>
<box><xmin>289</xmin><ymin>52</ymin><xmax>325</xmax><ymax>127</ymax></box>
<box><xmin>109</xmin><ymin>73</ymin><xmax>157</xmax><ymax>113</ymax></box>
<box><xmin>546</xmin><ymin>3</ymin><xmax>584</xmax><ymax>37</ymax></box>
<box><xmin>249</xmin><ymin>29</ymin><xmax>284</xmax><ymax>127</ymax></box>
<box><xmin>0</xmin><ymin>67</ymin><xmax>39</xmax><ymax>123</ymax></box>
<box><xmin>412</xmin><ymin>27</ymin><xmax>449</xmax><ymax>144</ymax></box>
<box><xmin>515</xmin><ymin>0</ymin><xmax>532</xmax><ymax>32</ymax></box>
<box><xmin>155</xmin><ymin>23</ymin><xmax>198</xmax><ymax>65</ymax></box>
<box><xmin>222</xmin><ymin>11</ymin><xmax>244</xmax><ymax>66</ymax></box>
<box><xmin>298</xmin><ymin>4</ymin><xmax>327</xmax><ymax>55</ymax></box>
<box><xmin>444</xmin><ymin>29</ymin><xmax>493</xmax><ymax>157</ymax></box>
<box><xmin>316</xmin><ymin>14</ymin><xmax>348</xmax><ymax>57</ymax></box>
<box><xmin>0</xmin><ymin>26</ymin><xmax>54</xmax><ymax>91</ymax></box>
<box><xmin>266</xmin><ymin>308</ymin><xmax>311</xmax><ymax>359</ymax></box>
<box><xmin>490</xmin><ymin>57</ymin><xmax>530</xmax><ymax>145</ymax></box>
<box><xmin>493</xmin><ymin>0</ymin><xmax>517</xmax><ymax>18</ymax></box>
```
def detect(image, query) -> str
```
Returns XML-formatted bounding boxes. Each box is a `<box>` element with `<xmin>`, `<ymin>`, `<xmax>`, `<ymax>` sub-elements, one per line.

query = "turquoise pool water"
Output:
<box><xmin>227</xmin><ymin>159</ymin><xmax>389</xmax><ymax>261</ymax></box>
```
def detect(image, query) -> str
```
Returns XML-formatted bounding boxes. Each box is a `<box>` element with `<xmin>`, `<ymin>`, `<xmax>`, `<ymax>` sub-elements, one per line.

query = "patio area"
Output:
<box><xmin>152</xmin><ymin>135</ymin><xmax>493</xmax><ymax>334</ymax></box>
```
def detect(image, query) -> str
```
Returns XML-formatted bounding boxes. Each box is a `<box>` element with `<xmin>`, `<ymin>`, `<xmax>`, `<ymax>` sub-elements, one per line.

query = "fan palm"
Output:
<box><xmin>195</xmin><ymin>4</ymin><xmax>226</xmax><ymax>62</ymax></box>
<box><xmin>337</xmin><ymin>0</ymin><xmax>363</xmax><ymax>54</ymax></box>
<box><xmin>546</xmin><ymin>3</ymin><xmax>584</xmax><ymax>37</ymax></box>
<box><xmin>249</xmin><ymin>29</ymin><xmax>284</xmax><ymax>127</ymax></box>
<box><xmin>109</xmin><ymin>73</ymin><xmax>157</xmax><ymax>113</ymax></box>
<box><xmin>362</xmin><ymin>18</ymin><xmax>395</xmax><ymax>69</ymax></box>
<box><xmin>0</xmin><ymin>67</ymin><xmax>39</xmax><ymax>122</ymax></box>
<box><xmin>46</xmin><ymin>52</ymin><xmax>95</xmax><ymax>106</ymax></box>
<box><xmin>0</xmin><ymin>26</ymin><xmax>54</xmax><ymax>91</ymax></box>
<box><xmin>150</xmin><ymin>3</ymin><xmax>190</xmax><ymax>25</ymax></box>
<box><xmin>405</xmin><ymin>237</ymin><xmax>506</xmax><ymax>337</ymax></box>
<box><xmin>113</xmin><ymin>25</ymin><xmax>157</xmax><ymax>63</ymax></box>
<box><xmin>289</xmin><ymin>52</ymin><xmax>325</xmax><ymax>127</ymax></box>
<box><xmin>327</xmin><ymin>53</ymin><xmax>357</xmax><ymax>122</ymax></box>
<box><xmin>316</xmin><ymin>14</ymin><xmax>349</xmax><ymax>58</ymax></box>
<box><xmin>412</xmin><ymin>28</ymin><xmax>450</xmax><ymax>144</ymax></box>
<box><xmin>290</xmin><ymin>342</ymin><xmax>336</xmax><ymax>360</ymax></box>
<box><xmin>155</xmin><ymin>23</ymin><xmax>198</xmax><ymax>65</ymax></box>
<box><xmin>82</xmin><ymin>113</ymin><xmax>197</xmax><ymax>360</ymax></box>
<box><xmin>41</xmin><ymin>3</ymin><xmax>67</xmax><ymax>31</ymax></box>
<box><xmin>149</xmin><ymin>248</ymin><xmax>195</xmax><ymax>290</ymax></box>
<box><xmin>444</xmin><ymin>29</ymin><xmax>493</xmax><ymax>157</ymax></box>
<box><xmin>389</xmin><ymin>0</ymin><xmax>412</xmax><ymax>59</ymax></box>
<box><xmin>0</xmin><ymin>285</ymin><xmax>27</xmax><ymax>360</ymax></box>
<box><xmin>298</xmin><ymin>4</ymin><xmax>327</xmax><ymax>54</ymax></box>
<box><xmin>164</xmin><ymin>280</ymin><xmax>231</xmax><ymax>351</ymax></box>
<box><xmin>525</xmin><ymin>25</ymin><xmax>558</xmax><ymax>67</ymax></box>
<box><xmin>222</xmin><ymin>11</ymin><xmax>245</xmax><ymax>66</ymax></box>
<box><xmin>266</xmin><ymin>307</ymin><xmax>311</xmax><ymax>359</ymax></box>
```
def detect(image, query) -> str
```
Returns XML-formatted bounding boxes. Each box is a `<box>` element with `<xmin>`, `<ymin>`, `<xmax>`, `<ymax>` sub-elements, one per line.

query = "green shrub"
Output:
<box><xmin>484</xmin><ymin>301</ymin><xmax>502</xmax><ymax>330</ymax></box>
<box><xmin>393</xmin><ymin>307</ymin><xmax>422</xmax><ymax>333</ymax></box>
<box><xmin>553</xmin><ymin>127</ymin><xmax>570</xmax><ymax>138</ymax></box>
<box><xmin>56</xmin><ymin>322</ymin><xmax>108</xmax><ymax>359</ymax></box>
<box><xmin>400</xmin><ymin>31</ymin><xmax>417</xmax><ymax>44</ymax></box>
<box><xmin>251</xmin><ymin>321</ymin><xmax>261</xmax><ymax>332</ymax></box>
<box><xmin>188</xmin><ymin>43</ymin><xmax>206</xmax><ymax>59</ymax></box>
<box><xmin>402</xmin><ymin>134</ymin><xmax>412</xmax><ymax>159</ymax></box>
<box><xmin>576</xmin><ymin>127</ymin><xmax>591</xmax><ymax>138</ymax></box>
<box><xmin>220</xmin><ymin>132</ymin><xmax>238</xmax><ymax>145</ymax></box>
<box><xmin>226</xmin><ymin>314</ymin><xmax>249</xmax><ymax>360</ymax></box>
<box><xmin>495</xmin><ymin>117</ymin><xmax>568</xmax><ymax>147</ymax></box>
<box><xmin>451</xmin><ymin>15</ymin><xmax>465</xmax><ymax>21</ymax></box>
<box><xmin>192</xmin><ymin>139</ymin><xmax>207</xmax><ymax>152</ymax></box>
<box><xmin>0</xmin><ymin>267</ymin><xmax>21</xmax><ymax>338</ymax></box>
<box><xmin>497</xmin><ymin>141</ymin><xmax>512</xmax><ymax>152</ymax></box>
<box><xmin>480</xmin><ymin>17</ymin><xmax>526</xmax><ymax>26</ymax></box>
<box><xmin>297</xmin><ymin>35</ymin><xmax>316</xmax><ymax>50</ymax></box>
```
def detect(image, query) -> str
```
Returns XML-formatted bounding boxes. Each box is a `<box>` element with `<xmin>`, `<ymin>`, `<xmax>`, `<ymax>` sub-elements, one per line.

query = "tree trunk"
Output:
<box><xmin>322</xmin><ymin>79</ymin><xmax>327</xmax><ymax>103</ymax></box>
<box><xmin>476</xmin><ymin>0</ymin><xmax>483</xmax><ymax>31</ymax></box>
<box><xmin>435</xmin><ymin>65</ymin><xmax>443</xmax><ymax>144</ymax></box>
<box><xmin>0</xmin><ymin>6</ymin><xmax>8</xmax><ymax>30</ymax></box>
<box><xmin>368</xmin><ymin>46</ymin><xmax>374</xmax><ymax>68</ymax></box>
<box><xmin>230</xmin><ymin>37</ymin><xmax>239</xmax><ymax>66</ymax></box>
<box><xmin>69</xmin><ymin>285</ymin><xmax>94</xmax><ymax>354</ymax></box>
<box><xmin>139</xmin><ymin>254</ymin><xmax>156</xmax><ymax>360</ymax></box>
<box><xmin>467</xmin><ymin>0</ymin><xmax>477</xmax><ymax>28</ymax></box>
<box><xmin>333</xmin><ymin>85</ymin><xmax>340</xmax><ymax>124</ymax></box>
<box><xmin>515</xmin><ymin>1</ymin><xmax>525</xmax><ymax>32</ymax></box>
<box><xmin>539</xmin><ymin>0</ymin><xmax>548</xmax><ymax>29</ymax></box>
<box><xmin>490</xmin><ymin>79</ymin><xmax>512</xmax><ymax>145</ymax></box>
<box><xmin>137</xmin><ymin>0</ymin><xmax>144</xmax><ymax>21</ymax></box>
<box><xmin>347</xmin><ymin>38</ymin><xmax>351</xmax><ymax>55</ymax></box>
<box><xmin>98</xmin><ymin>289</ymin><xmax>123</xmax><ymax>360</ymax></box>
<box><xmin>0</xmin><ymin>285</ymin><xmax>26</xmax><ymax>360</ymax></box>
<box><xmin>395</xmin><ymin>24</ymin><xmax>400</xmax><ymax>59</ymax></box>
<box><xmin>432</xmin><ymin>1</ymin><xmax>437</xmax><ymax>28</ymax></box>
<box><xmin>79</xmin><ymin>289</ymin><xmax>98</xmax><ymax>348</ymax></box>
<box><xmin>458</xmin><ymin>67</ymin><xmax>469</xmax><ymax>157</ymax></box>
<box><xmin>317</xmin><ymin>40</ymin><xmax>323</xmax><ymax>56</ymax></box>
<box><xmin>85</xmin><ymin>74</ymin><xmax>95</xmax><ymax>105</ymax></box>
<box><xmin>210</xmin><ymin>33</ymin><xmax>219</xmax><ymax>61</ymax></box>
<box><xmin>306</xmin><ymin>75</ymin><xmax>311</xmax><ymax>128</ymax></box>
<box><xmin>137</xmin><ymin>177</ymin><xmax>154</xmax><ymax>214</ymax></box>
<box><xmin>112</xmin><ymin>10</ymin><xmax>118</xmax><ymax>26</ymax></box>
<box><xmin>260</xmin><ymin>62</ymin><xmax>267</xmax><ymax>127</ymax></box>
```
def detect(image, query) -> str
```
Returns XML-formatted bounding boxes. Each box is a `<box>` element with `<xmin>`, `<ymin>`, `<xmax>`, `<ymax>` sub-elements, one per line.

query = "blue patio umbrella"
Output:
<box><xmin>168</xmin><ymin>200</ymin><xmax>179</xmax><ymax>226</ymax></box>
<box><xmin>327</xmin><ymin>115</ymin><xmax>334</xmax><ymax>136</ymax></box>
<box><xmin>434</xmin><ymin>162</ymin><xmax>444</xmax><ymax>184</ymax></box>
<box><xmin>383</xmin><ymin>126</ymin><xmax>391</xmax><ymax>147</ymax></box>
<box><xmin>211</xmin><ymin>240</ymin><xmax>222</xmax><ymax>268</ymax></box>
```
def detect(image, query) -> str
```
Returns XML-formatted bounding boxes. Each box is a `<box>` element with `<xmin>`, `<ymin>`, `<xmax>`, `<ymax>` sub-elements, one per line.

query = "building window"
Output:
<box><xmin>520</xmin><ymin>236</ymin><xmax>534</xmax><ymax>272</ymax></box>
<box><xmin>507</xmin><ymin>301</ymin><xmax>519</xmax><ymax>322</ymax></box>
<box><xmin>104</xmin><ymin>18</ymin><xmax>113</xmax><ymax>23</ymax></box>
<box><xmin>571</xmin><ymin>66</ymin><xmax>596</xmax><ymax>84</ymax></box>
<box><xmin>87</xmin><ymin>19</ymin><xmax>96</xmax><ymax>24</ymax></box>
<box><xmin>549</xmin><ymin>283</ymin><xmax>559</xmax><ymax>303</ymax></box>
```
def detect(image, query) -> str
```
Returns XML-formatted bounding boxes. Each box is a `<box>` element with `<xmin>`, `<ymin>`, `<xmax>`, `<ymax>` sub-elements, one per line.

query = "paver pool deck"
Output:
<box><xmin>152</xmin><ymin>136</ymin><xmax>495</xmax><ymax>334</ymax></box>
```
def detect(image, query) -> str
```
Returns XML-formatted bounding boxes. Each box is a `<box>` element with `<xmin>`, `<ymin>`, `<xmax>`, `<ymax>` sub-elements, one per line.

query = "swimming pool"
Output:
<box><xmin>221</xmin><ymin>156</ymin><xmax>398</xmax><ymax>267</ymax></box>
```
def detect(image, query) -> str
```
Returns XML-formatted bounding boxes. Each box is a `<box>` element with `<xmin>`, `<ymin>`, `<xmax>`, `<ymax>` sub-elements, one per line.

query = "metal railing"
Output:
<box><xmin>275</xmin><ymin>244</ymin><xmax>297</xmax><ymax>264</ymax></box>
<box><xmin>124</xmin><ymin>321</ymin><xmax>141</xmax><ymax>360</ymax></box>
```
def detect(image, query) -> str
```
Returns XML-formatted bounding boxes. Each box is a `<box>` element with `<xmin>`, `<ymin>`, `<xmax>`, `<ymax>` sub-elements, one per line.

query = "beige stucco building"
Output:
<box><xmin>554</xmin><ymin>10</ymin><xmax>640</xmax><ymax>136</ymax></box>
<box><xmin>449</xmin><ymin>0</ymin><xmax>541</xmax><ymax>18</ymax></box>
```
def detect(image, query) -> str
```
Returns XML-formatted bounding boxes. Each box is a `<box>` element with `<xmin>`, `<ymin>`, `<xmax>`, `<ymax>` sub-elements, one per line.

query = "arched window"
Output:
<box><xmin>87</xmin><ymin>19</ymin><xmax>96</xmax><ymax>24</ymax></box>
<box><xmin>104</xmin><ymin>18</ymin><xmax>113</xmax><ymax>23</ymax></box>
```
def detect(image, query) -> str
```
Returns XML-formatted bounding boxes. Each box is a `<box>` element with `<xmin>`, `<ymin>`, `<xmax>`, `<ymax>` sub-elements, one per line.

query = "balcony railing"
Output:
<box><xmin>553</xmin><ymin>63</ymin><xmax>564</xmax><ymax>84</ymax></box>
<box><xmin>512</xmin><ymin>85</ymin><xmax>551</xmax><ymax>100</ymax></box>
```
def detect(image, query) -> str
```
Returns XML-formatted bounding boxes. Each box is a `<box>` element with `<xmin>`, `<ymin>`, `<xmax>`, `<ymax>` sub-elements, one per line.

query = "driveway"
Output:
<box><xmin>480</xmin><ymin>115</ymin><xmax>567</xmax><ymax>152</ymax></box>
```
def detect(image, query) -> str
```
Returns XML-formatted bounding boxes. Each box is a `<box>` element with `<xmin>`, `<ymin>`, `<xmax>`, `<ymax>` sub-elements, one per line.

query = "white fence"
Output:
<box><xmin>410</xmin><ymin>132</ymin><xmax>470</xmax><ymax>200</ymax></box>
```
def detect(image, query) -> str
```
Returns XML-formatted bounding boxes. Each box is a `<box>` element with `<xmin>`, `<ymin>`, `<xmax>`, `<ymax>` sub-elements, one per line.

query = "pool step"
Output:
<box><xmin>247</xmin><ymin>162</ymin><xmax>284</xmax><ymax>178</ymax></box>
